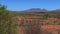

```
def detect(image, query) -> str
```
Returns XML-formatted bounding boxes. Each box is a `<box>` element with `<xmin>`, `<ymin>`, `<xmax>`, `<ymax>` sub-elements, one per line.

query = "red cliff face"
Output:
<box><xmin>16</xmin><ymin>16</ymin><xmax>60</xmax><ymax>34</ymax></box>
<box><xmin>18</xmin><ymin>27</ymin><xmax>26</xmax><ymax>34</ymax></box>
<box><xmin>41</xmin><ymin>25</ymin><xmax>60</xmax><ymax>34</ymax></box>
<box><xmin>17</xmin><ymin>16</ymin><xmax>60</xmax><ymax>25</ymax></box>
<box><xmin>18</xmin><ymin>25</ymin><xmax>60</xmax><ymax>34</ymax></box>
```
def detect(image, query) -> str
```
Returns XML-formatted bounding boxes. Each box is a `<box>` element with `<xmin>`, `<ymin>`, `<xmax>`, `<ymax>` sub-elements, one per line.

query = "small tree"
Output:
<box><xmin>0</xmin><ymin>4</ymin><xmax>18</xmax><ymax>34</ymax></box>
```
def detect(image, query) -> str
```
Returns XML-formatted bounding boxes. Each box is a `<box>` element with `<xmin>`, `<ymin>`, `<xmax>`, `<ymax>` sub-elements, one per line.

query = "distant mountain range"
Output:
<box><xmin>23</xmin><ymin>8</ymin><xmax>60</xmax><ymax>12</ymax></box>
<box><xmin>51</xmin><ymin>9</ymin><xmax>60</xmax><ymax>12</ymax></box>
<box><xmin>13</xmin><ymin>8</ymin><xmax>60</xmax><ymax>12</ymax></box>
<box><xmin>23</xmin><ymin>8</ymin><xmax>48</xmax><ymax>12</ymax></box>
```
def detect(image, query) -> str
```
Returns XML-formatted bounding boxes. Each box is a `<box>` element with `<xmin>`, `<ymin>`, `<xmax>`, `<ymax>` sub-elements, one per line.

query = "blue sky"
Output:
<box><xmin>0</xmin><ymin>0</ymin><xmax>60</xmax><ymax>11</ymax></box>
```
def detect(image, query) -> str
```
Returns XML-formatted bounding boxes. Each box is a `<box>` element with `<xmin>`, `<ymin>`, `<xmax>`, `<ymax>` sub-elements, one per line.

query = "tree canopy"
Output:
<box><xmin>0</xmin><ymin>4</ymin><xmax>18</xmax><ymax>34</ymax></box>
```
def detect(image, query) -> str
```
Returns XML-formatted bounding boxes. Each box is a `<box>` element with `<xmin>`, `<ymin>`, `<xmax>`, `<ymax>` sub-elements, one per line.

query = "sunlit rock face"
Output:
<box><xmin>18</xmin><ymin>25</ymin><xmax>60</xmax><ymax>34</ymax></box>
<box><xmin>16</xmin><ymin>16</ymin><xmax>60</xmax><ymax>34</ymax></box>
<box><xmin>17</xmin><ymin>16</ymin><xmax>60</xmax><ymax>25</ymax></box>
<box><xmin>41</xmin><ymin>25</ymin><xmax>60</xmax><ymax>34</ymax></box>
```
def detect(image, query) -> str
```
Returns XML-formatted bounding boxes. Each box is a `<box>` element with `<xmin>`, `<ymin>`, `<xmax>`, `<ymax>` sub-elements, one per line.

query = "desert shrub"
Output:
<box><xmin>0</xmin><ymin>4</ymin><xmax>18</xmax><ymax>34</ymax></box>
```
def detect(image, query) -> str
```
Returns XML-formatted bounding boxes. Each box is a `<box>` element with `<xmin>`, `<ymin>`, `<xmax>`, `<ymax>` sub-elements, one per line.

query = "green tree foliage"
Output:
<box><xmin>0</xmin><ymin>4</ymin><xmax>18</xmax><ymax>34</ymax></box>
